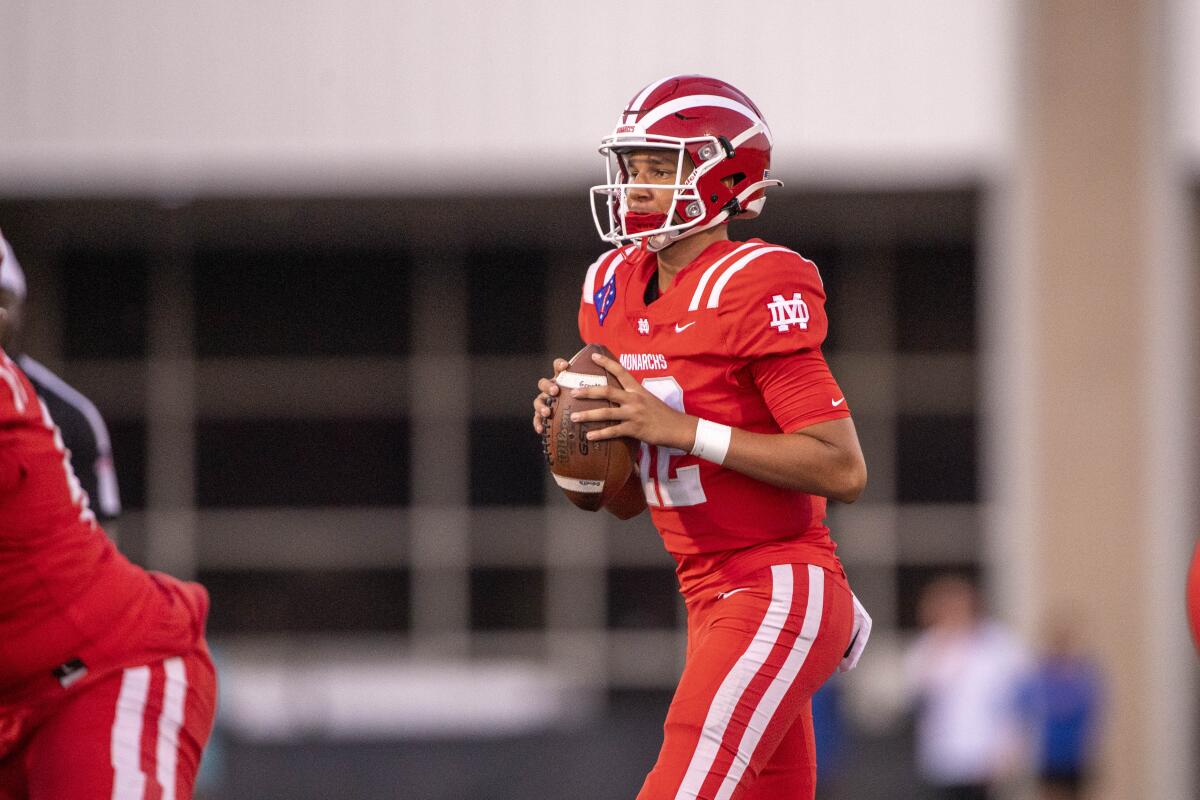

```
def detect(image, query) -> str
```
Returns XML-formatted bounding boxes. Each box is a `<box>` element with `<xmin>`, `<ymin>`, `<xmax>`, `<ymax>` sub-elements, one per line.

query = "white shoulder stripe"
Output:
<box><xmin>687</xmin><ymin>243</ymin><xmax>762</xmax><ymax>311</ymax></box>
<box><xmin>581</xmin><ymin>254</ymin><xmax>606</xmax><ymax>305</ymax></box>
<box><xmin>582</xmin><ymin>247</ymin><xmax>633</xmax><ymax>305</ymax></box>
<box><xmin>602</xmin><ymin>248</ymin><xmax>629</xmax><ymax>287</ymax></box>
<box><xmin>705</xmin><ymin>246</ymin><xmax>791</xmax><ymax>309</ymax></box>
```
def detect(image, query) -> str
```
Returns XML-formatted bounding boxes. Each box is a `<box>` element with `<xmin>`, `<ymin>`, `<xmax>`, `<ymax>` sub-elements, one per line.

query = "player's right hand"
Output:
<box><xmin>532</xmin><ymin>358</ymin><xmax>570</xmax><ymax>435</ymax></box>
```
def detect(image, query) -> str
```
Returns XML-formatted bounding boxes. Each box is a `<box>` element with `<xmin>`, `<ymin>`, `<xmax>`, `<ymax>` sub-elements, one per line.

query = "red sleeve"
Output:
<box><xmin>751</xmin><ymin>349</ymin><xmax>850</xmax><ymax>432</ymax></box>
<box><xmin>0</xmin><ymin>352</ymin><xmax>34</xmax><ymax>426</ymax></box>
<box><xmin>0</xmin><ymin>441</ymin><xmax>24</xmax><ymax>495</ymax></box>
<box><xmin>716</xmin><ymin>249</ymin><xmax>829</xmax><ymax>360</ymax></box>
<box><xmin>0</xmin><ymin>353</ymin><xmax>33</xmax><ymax>494</ymax></box>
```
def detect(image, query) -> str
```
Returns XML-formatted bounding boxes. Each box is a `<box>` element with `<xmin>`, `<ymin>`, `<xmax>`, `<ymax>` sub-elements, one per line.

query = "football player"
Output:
<box><xmin>533</xmin><ymin>75</ymin><xmax>871</xmax><ymax>800</ymax></box>
<box><xmin>0</xmin><ymin>232</ymin><xmax>122</xmax><ymax>530</ymax></box>
<box><xmin>0</xmin><ymin>251</ymin><xmax>215</xmax><ymax>799</ymax></box>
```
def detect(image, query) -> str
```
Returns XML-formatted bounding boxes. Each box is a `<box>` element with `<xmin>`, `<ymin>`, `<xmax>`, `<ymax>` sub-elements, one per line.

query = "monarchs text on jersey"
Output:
<box><xmin>578</xmin><ymin>239</ymin><xmax>851</xmax><ymax>571</ymax></box>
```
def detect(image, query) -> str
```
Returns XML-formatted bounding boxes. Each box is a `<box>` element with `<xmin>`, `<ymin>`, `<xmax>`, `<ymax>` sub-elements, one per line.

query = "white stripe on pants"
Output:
<box><xmin>109</xmin><ymin>658</ymin><xmax>189</xmax><ymax>800</ymax></box>
<box><xmin>673</xmin><ymin>564</ymin><xmax>825</xmax><ymax>800</ymax></box>
<box><xmin>156</xmin><ymin>657</ymin><xmax>188</xmax><ymax>800</ymax></box>
<box><xmin>109</xmin><ymin>667</ymin><xmax>150</xmax><ymax>800</ymax></box>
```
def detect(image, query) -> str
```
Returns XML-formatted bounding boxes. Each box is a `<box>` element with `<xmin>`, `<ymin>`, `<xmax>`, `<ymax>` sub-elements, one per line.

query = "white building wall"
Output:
<box><xmin>0</xmin><ymin>0</ymin><xmax>1016</xmax><ymax>194</ymax></box>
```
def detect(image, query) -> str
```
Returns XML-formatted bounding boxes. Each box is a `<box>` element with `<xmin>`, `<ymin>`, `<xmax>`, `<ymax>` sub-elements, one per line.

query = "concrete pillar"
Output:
<box><xmin>997</xmin><ymin>1</ymin><xmax>1196</xmax><ymax>796</ymax></box>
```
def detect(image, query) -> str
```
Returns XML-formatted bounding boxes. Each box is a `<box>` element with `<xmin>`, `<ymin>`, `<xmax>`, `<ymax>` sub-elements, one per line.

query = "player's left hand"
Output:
<box><xmin>568</xmin><ymin>351</ymin><xmax>695</xmax><ymax>450</ymax></box>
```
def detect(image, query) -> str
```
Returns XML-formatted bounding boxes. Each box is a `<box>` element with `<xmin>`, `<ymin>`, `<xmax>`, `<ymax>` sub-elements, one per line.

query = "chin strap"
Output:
<box><xmin>623</xmin><ymin>212</ymin><xmax>668</xmax><ymax>235</ymax></box>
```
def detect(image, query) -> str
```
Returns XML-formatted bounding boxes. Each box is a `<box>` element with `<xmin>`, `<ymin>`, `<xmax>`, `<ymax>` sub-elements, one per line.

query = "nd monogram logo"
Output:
<box><xmin>767</xmin><ymin>293</ymin><xmax>810</xmax><ymax>332</ymax></box>
<box><xmin>636</xmin><ymin>318</ymin><xmax>651</xmax><ymax>335</ymax></box>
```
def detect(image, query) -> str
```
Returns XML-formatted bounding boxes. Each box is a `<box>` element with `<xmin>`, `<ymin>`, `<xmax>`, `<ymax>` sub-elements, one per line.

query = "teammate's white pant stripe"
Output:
<box><xmin>713</xmin><ymin>565</ymin><xmax>825</xmax><ymax>800</ymax></box>
<box><xmin>110</xmin><ymin>666</ymin><xmax>150</xmax><ymax>800</ymax></box>
<box><xmin>156</xmin><ymin>657</ymin><xmax>188</xmax><ymax>800</ymax></box>
<box><xmin>673</xmin><ymin>564</ymin><xmax>794</xmax><ymax>800</ymax></box>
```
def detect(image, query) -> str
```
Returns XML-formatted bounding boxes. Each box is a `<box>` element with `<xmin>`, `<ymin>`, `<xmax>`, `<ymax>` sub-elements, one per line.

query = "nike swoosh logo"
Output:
<box><xmin>832</xmin><ymin>397</ymin><xmax>846</xmax><ymax>407</ymax></box>
<box><xmin>717</xmin><ymin>587</ymin><xmax>751</xmax><ymax>600</ymax></box>
<box><xmin>674</xmin><ymin>321</ymin><xmax>696</xmax><ymax>332</ymax></box>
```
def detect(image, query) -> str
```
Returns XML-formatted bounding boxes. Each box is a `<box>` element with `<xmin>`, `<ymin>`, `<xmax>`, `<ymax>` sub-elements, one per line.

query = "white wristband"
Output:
<box><xmin>690</xmin><ymin>418</ymin><xmax>732</xmax><ymax>465</ymax></box>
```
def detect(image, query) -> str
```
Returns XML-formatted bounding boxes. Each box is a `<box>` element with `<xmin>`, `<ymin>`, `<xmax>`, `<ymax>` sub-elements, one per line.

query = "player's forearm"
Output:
<box><xmin>699</xmin><ymin>423</ymin><xmax>867</xmax><ymax>502</ymax></box>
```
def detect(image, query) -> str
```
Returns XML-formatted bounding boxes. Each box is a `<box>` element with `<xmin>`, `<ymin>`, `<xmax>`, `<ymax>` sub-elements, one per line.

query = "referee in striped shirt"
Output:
<box><xmin>0</xmin><ymin>231</ymin><xmax>122</xmax><ymax>528</ymax></box>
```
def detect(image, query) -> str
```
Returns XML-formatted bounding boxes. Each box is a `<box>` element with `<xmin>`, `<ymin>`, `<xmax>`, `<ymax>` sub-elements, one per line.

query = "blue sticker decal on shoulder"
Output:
<box><xmin>594</xmin><ymin>275</ymin><xmax>617</xmax><ymax>326</ymax></box>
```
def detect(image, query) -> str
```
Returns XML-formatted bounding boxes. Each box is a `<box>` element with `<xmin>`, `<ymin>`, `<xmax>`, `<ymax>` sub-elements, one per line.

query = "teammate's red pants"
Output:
<box><xmin>0</xmin><ymin>646</ymin><xmax>216</xmax><ymax>800</ymax></box>
<box><xmin>638</xmin><ymin>563</ymin><xmax>853</xmax><ymax>800</ymax></box>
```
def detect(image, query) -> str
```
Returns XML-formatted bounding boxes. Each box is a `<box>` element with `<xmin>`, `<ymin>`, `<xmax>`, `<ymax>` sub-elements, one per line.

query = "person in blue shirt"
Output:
<box><xmin>1021</xmin><ymin>620</ymin><xmax>1103</xmax><ymax>800</ymax></box>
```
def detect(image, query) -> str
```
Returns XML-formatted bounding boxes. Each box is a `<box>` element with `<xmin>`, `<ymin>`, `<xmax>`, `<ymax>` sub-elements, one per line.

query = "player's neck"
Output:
<box><xmin>655</xmin><ymin>225</ymin><xmax>729</xmax><ymax>291</ymax></box>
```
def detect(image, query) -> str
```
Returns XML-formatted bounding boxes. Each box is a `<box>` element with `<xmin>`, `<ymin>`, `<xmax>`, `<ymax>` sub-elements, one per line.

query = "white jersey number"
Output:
<box><xmin>639</xmin><ymin>377</ymin><xmax>707</xmax><ymax>508</ymax></box>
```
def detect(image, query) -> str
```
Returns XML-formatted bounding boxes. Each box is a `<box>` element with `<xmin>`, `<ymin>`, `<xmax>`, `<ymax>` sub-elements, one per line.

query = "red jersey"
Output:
<box><xmin>577</xmin><ymin>239</ymin><xmax>850</xmax><ymax>575</ymax></box>
<box><xmin>0</xmin><ymin>351</ymin><xmax>207</xmax><ymax>705</ymax></box>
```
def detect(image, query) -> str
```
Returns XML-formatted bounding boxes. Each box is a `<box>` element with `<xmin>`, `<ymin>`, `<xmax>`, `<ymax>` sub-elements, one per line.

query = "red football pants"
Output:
<box><xmin>0</xmin><ymin>647</ymin><xmax>216</xmax><ymax>800</ymax></box>
<box><xmin>638</xmin><ymin>564</ymin><xmax>853</xmax><ymax>800</ymax></box>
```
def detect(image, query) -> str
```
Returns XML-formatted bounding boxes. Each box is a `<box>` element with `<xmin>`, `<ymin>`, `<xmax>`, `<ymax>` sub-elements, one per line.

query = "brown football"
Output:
<box><xmin>542</xmin><ymin>344</ymin><xmax>637</xmax><ymax>511</ymax></box>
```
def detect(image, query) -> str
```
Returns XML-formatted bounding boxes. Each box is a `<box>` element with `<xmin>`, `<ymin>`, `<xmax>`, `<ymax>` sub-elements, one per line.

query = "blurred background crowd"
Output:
<box><xmin>1</xmin><ymin>1</ymin><xmax>1197</xmax><ymax>798</ymax></box>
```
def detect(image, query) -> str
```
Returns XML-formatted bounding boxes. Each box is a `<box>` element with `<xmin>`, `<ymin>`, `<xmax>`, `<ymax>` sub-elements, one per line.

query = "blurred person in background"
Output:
<box><xmin>0</xmin><ymin>243</ymin><xmax>216</xmax><ymax>799</ymax></box>
<box><xmin>1019</xmin><ymin>619</ymin><xmax>1103</xmax><ymax>800</ymax></box>
<box><xmin>904</xmin><ymin>575</ymin><xmax>1030</xmax><ymax>800</ymax></box>
<box><xmin>533</xmin><ymin>74</ymin><xmax>872</xmax><ymax>800</ymax></box>
<box><xmin>0</xmin><ymin>231</ymin><xmax>122</xmax><ymax>533</ymax></box>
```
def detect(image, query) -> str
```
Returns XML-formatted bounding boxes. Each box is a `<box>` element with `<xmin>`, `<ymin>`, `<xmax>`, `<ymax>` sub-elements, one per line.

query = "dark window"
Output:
<box><xmin>470</xmin><ymin>568</ymin><xmax>544</xmax><ymax>630</ymax></box>
<box><xmin>895</xmin><ymin>243</ymin><xmax>976</xmax><ymax>353</ymax></box>
<box><xmin>607</xmin><ymin>567</ymin><xmax>678</xmax><ymax>628</ymax></box>
<box><xmin>61</xmin><ymin>249</ymin><xmax>149</xmax><ymax>359</ymax></box>
<box><xmin>469</xmin><ymin>418</ymin><xmax>545</xmax><ymax>505</ymax></box>
<box><xmin>896</xmin><ymin>563</ymin><xmax>981</xmax><ymax>631</ymax></box>
<box><xmin>792</xmin><ymin>246</ymin><xmax>843</xmax><ymax>351</ymax></box>
<box><xmin>466</xmin><ymin>249</ymin><xmax>546</xmax><ymax>355</ymax></box>
<box><xmin>607</xmin><ymin>687</ymin><xmax>675</xmax><ymax>713</ymax></box>
<box><xmin>107</xmin><ymin>419</ymin><xmax>146</xmax><ymax>510</ymax></box>
<box><xmin>196</xmin><ymin>418</ymin><xmax>410</xmax><ymax>507</ymax></box>
<box><xmin>896</xmin><ymin>414</ymin><xmax>977</xmax><ymax>503</ymax></box>
<box><xmin>194</xmin><ymin>248</ymin><xmax>411</xmax><ymax>357</ymax></box>
<box><xmin>201</xmin><ymin>568</ymin><xmax>410</xmax><ymax>633</ymax></box>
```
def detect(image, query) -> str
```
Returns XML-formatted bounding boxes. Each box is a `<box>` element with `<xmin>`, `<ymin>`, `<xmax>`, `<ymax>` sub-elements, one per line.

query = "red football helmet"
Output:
<box><xmin>591</xmin><ymin>75</ymin><xmax>783</xmax><ymax>251</ymax></box>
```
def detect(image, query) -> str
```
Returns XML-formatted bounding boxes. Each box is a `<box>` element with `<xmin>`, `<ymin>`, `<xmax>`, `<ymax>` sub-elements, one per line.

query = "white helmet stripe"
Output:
<box><xmin>635</xmin><ymin>95</ymin><xmax>772</xmax><ymax>143</ymax></box>
<box><xmin>730</xmin><ymin>122</ymin><xmax>769</xmax><ymax>148</ymax></box>
<box><xmin>627</xmin><ymin>75</ymin><xmax>678</xmax><ymax>118</ymax></box>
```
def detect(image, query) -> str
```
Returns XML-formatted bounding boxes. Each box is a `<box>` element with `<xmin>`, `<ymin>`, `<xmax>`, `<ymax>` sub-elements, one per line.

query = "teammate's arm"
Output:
<box><xmin>569</xmin><ymin>351</ymin><xmax>867</xmax><ymax>503</ymax></box>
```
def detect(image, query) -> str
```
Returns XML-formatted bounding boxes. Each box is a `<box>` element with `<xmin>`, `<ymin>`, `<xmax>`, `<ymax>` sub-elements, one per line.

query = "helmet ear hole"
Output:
<box><xmin>723</xmin><ymin>173</ymin><xmax>746</xmax><ymax>190</ymax></box>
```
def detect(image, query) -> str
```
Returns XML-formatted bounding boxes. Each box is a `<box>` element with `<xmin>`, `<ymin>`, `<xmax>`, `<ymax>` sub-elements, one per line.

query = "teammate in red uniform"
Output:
<box><xmin>533</xmin><ymin>75</ymin><xmax>871</xmax><ymax>800</ymax></box>
<box><xmin>0</xmin><ymin>258</ymin><xmax>216</xmax><ymax>798</ymax></box>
